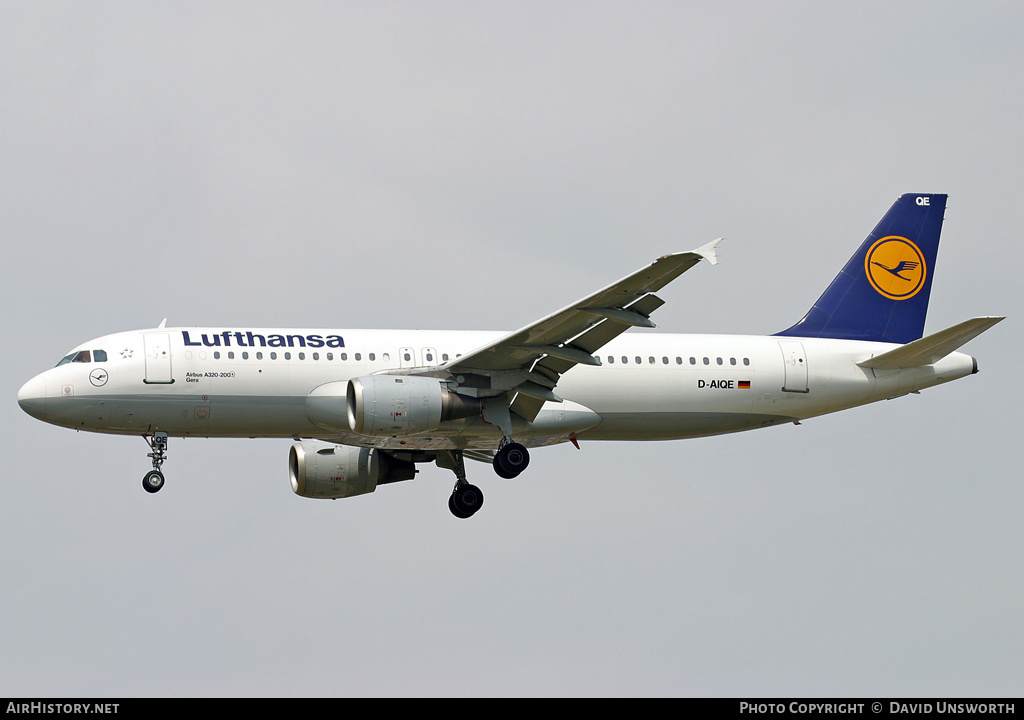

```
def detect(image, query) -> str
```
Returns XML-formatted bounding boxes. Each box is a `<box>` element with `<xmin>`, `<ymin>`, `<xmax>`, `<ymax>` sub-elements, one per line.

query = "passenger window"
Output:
<box><xmin>716</xmin><ymin>357</ymin><xmax>723</xmax><ymax>365</ymax></box>
<box><xmin>355</xmin><ymin>353</ymin><xmax>362</xmax><ymax>361</ymax></box>
<box><xmin>621</xmin><ymin>356</ymin><xmax>628</xmax><ymax>364</ymax></box>
<box><xmin>298</xmin><ymin>352</ymin><xmax>305</xmax><ymax>360</ymax></box>
<box><xmin>341</xmin><ymin>353</ymin><xmax>348</xmax><ymax>361</ymax></box>
<box><xmin>662</xmin><ymin>357</ymin><xmax>669</xmax><ymax>364</ymax></box>
<box><xmin>648</xmin><ymin>356</ymin><xmax>655</xmax><ymax>364</ymax></box>
<box><xmin>676</xmin><ymin>357</ymin><xmax>683</xmax><ymax>365</ymax></box>
<box><xmin>242</xmin><ymin>352</ymin><xmax>249</xmax><ymax>360</ymax></box>
<box><xmin>635</xmin><ymin>356</ymin><xmax>641</xmax><ymax>364</ymax></box>
<box><xmin>744</xmin><ymin>358</ymin><xmax>750</xmax><ymax>366</ymax></box>
<box><xmin>214</xmin><ymin>352</ymin><xmax>221</xmax><ymax>359</ymax></box>
<box><xmin>326</xmin><ymin>353</ymin><xmax>333</xmax><ymax>361</ymax></box>
<box><xmin>425</xmin><ymin>353</ymin><xmax>433</xmax><ymax>362</ymax></box>
<box><xmin>257</xmin><ymin>352</ymin><xmax>263</xmax><ymax>360</ymax></box>
<box><xmin>442</xmin><ymin>354</ymin><xmax>449</xmax><ymax>362</ymax></box>
<box><xmin>730</xmin><ymin>357</ymin><xmax>736</xmax><ymax>365</ymax></box>
<box><xmin>312</xmin><ymin>353</ymin><xmax>319</xmax><ymax>360</ymax></box>
<box><xmin>690</xmin><ymin>357</ymin><xmax>696</xmax><ymax>365</ymax></box>
<box><xmin>270</xmin><ymin>352</ymin><xmax>277</xmax><ymax>360</ymax></box>
<box><xmin>284</xmin><ymin>352</ymin><xmax>291</xmax><ymax>360</ymax></box>
<box><xmin>607</xmin><ymin>356</ymin><xmax>615</xmax><ymax>364</ymax></box>
<box><xmin>703</xmin><ymin>357</ymin><xmax>710</xmax><ymax>365</ymax></box>
<box><xmin>369</xmin><ymin>353</ymin><xmax>375</xmax><ymax>361</ymax></box>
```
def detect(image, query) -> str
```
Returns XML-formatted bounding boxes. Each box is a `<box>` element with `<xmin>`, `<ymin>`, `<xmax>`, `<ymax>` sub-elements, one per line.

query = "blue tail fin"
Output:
<box><xmin>776</xmin><ymin>193</ymin><xmax>947</xmax><ymax>344</ymax></box>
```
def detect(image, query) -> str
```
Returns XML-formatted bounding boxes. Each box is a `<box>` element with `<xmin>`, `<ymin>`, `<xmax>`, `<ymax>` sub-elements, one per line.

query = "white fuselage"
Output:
<box><xmin>17</xmin><ymin>326</ymin><xmax>977</xmax><ymax>451</ymax></box>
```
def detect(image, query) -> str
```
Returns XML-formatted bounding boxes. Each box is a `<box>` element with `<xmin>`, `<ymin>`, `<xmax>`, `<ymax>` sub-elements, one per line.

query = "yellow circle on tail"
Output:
<box><xmin>864</xmin><ymin>236</ymin><xmax>927</xmax><ymax>300</ymax></box>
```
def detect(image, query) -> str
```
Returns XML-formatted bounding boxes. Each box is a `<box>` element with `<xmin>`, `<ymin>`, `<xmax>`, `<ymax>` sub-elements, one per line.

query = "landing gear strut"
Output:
<box><xmin>481</xmin><ymin>400</ymin><xmax>530</xmax><ymax>480</ymax></box>
<box><xmin>438</xmin><ymin>450</ymin><xmax>484</xmax><ymax>519</ymax></box>
<box><xmin>142</xmin><ymin>431</ymin><xmax>168</xmax><ymax>493</ymax></box>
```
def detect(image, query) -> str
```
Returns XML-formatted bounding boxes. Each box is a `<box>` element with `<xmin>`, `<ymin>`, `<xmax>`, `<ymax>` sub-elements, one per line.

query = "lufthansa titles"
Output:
<box><xmin>182</xmin><ymin>331</ymin><xmax>345</xmax><ymax>349</ymax></box>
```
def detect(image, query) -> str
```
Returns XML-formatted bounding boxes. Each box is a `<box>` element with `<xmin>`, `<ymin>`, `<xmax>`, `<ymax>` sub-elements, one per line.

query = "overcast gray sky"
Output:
<box><xmin>2</xmin><ymin>1</ymin><xmax>1021</xmax><ymax>697</ymax></box>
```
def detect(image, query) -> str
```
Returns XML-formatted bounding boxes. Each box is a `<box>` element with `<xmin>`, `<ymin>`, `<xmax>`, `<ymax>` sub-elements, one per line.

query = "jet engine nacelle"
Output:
<box><xmin>337</xmin><ymin>375</ymin><xmax>481</xmax><ymax>437</ymax></box>
<box><xmin>289</xmin><ymin>440</ymin><xmax>415</xmax><ymax>500</ymax></box>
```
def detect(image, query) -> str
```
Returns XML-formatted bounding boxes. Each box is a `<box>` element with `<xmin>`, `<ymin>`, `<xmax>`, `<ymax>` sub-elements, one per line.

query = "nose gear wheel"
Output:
<box><xmin>142</xmin><ymin>432</ymin><xmax>169</xmax><ymax>494</ymax></box>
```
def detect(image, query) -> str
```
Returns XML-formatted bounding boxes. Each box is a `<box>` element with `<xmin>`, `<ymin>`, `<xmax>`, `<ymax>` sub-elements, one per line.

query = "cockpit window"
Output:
<box><xmin>93</xmin><ymin>349</ymin><xmax>107</xmax><ymax>362</ymax></box>
<box><xmin>55</xmin><ymin>350</ymin><xmax>93</xmax><ymax>367</ymax></box>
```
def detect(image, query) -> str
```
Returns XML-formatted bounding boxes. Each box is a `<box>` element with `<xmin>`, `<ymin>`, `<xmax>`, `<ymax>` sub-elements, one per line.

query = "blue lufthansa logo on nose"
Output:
<box><xmin>89</xmin><ymin>368</ymin><xmax>109</xmax><ymax>387</ymax></box>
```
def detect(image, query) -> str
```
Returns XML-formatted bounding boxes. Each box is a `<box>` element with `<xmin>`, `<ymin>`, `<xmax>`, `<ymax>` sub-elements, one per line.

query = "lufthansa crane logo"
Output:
<box><xmin>864</xmin><ymin>236</ymin><xmax>927</xmax><ymax>300</ymax></box>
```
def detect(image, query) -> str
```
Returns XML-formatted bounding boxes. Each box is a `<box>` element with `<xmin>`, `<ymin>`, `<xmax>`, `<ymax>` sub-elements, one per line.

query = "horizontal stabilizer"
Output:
<box><xmin>857</xmin><ymin>316</ymin><xmax>1004</xmax><ymax>370</ymax></box>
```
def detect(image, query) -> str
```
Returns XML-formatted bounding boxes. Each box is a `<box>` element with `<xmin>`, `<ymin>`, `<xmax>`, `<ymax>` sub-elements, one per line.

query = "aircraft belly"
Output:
<box><xmin>52</xmin><ymin>393</ymin><xmax>318</xmax><ymax>438</ymax></box>
<box><xmin>81</xmin><ymin>391</ymin><xmax>604</xmax><ymax>447</ymax></box>
<box><xmin>576</xmin><ymin>411</ymin><xmax>797</xmax><ymax>440</ymax></box>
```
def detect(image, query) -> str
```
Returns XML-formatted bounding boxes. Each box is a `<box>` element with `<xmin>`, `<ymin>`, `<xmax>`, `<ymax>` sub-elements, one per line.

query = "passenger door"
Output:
<box><xmin>778</xmin><ymin>341</ymin><xmax>808</xmax><ymax>393</ymax></box>
<box><xmin>143</xmin><ymin>333</ymin><xmax>174</xmax><ymax>384</ymax></box>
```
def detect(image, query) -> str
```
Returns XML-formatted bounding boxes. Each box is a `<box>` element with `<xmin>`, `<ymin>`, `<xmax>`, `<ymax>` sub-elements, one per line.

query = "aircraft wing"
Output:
<box><xmin>441</xmin><ymin>240</ymin><xmax>721</xmax><ymax>421</ymax></box>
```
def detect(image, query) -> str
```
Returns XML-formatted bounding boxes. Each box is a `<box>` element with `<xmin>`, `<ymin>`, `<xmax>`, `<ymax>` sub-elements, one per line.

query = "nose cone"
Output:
<box><xmin>18</xmin><ymin>374</ymin><xmax>48</xmax><ymax>421</ymax></box>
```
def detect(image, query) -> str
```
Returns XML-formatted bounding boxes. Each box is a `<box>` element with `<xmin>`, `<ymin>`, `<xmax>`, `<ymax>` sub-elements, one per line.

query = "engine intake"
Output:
<box><xmin>289</xmin><ymin>440</ymin><xmax>416</xmax><ymax>499</ymax></box>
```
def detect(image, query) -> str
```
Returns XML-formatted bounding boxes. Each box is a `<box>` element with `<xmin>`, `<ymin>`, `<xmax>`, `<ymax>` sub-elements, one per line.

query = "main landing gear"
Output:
<box><xmin>437</xmin><ymin>449</ymin><xmax>484</xmax><ymax>519</ymax></box>
<box><xmin>449</xmin><ymin>482</ymin><xmax>484</xmax><ymax>519</ymax></box>
<box><xmin>142</xmin><ymin>431</ymin><xmax>168</xmax><ymax>493</ymax></box>
<box><xmin>438</xmin><ymin>438</ymin><xmax>531</xmax><ymax>518</ymax></box>
<box><xmin>493</xmin><ymin>438</ymin><xmax>530</xmax><ymax>479</ymax></box>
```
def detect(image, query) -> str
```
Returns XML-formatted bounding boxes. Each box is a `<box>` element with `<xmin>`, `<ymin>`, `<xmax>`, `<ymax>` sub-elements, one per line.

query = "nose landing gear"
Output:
<box><xmin>142</xmin><ymin>431</ymin><xmax>168</xmax><ymax>494</ymax></box>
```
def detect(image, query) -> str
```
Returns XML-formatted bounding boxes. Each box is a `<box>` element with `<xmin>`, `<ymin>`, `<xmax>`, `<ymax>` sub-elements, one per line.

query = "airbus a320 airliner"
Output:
<box><xmin>18</xmin><ymin>194</ymin><xmax>1003</xmax><ymax>518</ymax></box>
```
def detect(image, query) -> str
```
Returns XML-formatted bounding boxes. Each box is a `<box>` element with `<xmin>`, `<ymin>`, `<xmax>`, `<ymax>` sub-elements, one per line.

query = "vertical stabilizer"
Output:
<box><xmin>777</xmin><ymin>193</ymin><xmax>947</xmax><ymax>344</ymax></box>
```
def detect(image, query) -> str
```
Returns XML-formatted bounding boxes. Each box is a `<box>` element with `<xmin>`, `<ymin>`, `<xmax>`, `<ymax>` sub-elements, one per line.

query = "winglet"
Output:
<box><xmin>692</xmin><ymin>238</ymin><xmax>722</xmax><ymax>266</ymax></box>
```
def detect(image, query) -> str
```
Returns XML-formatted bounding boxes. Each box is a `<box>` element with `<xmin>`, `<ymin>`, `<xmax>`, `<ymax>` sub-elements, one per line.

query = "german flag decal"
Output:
<box><xmin>738</xmin><ymin>380</ymin><xmax>751</xmax><ymax>389</ymax></box>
